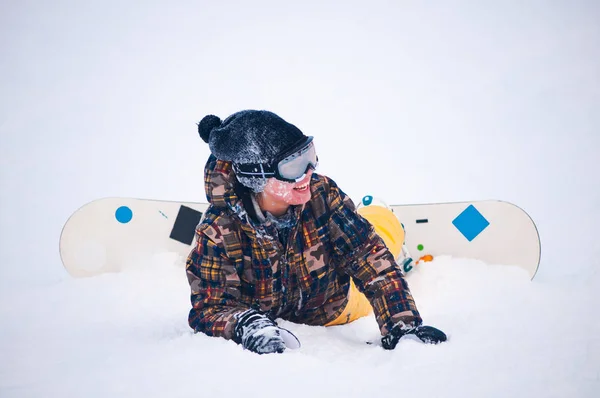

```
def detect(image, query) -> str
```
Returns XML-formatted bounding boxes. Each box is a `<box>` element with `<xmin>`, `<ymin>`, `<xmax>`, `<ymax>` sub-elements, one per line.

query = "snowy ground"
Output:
<box><xmin>2</xmin><ymin>1</ymin><xmax>600</xmax><ymax>397</ymax></box>
<box><xmin>1</xmin><ymin>256</ymin><xmax>598</xmax><ymax>397</ymax></box>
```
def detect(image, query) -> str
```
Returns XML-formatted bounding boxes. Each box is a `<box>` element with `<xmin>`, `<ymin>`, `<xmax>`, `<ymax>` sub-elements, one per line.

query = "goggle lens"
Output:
<box><xmin>277</xmin><ymin>141</ymin><xmax>318</xmax><ymax>181</ymax></box>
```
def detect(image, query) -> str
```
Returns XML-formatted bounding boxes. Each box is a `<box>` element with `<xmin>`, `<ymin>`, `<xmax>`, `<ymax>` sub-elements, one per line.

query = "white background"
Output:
<box><xmin>1</xmin><ymin>1</ymin><xmax>599</xmax><ymax>397</ymax></box>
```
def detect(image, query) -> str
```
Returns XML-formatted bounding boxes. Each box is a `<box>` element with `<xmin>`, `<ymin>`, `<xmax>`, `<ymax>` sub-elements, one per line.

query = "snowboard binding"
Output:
<box><xmin>357</xmin><ymin>195</ymin><xmax>419</xmax><ymax>274</ymax></box>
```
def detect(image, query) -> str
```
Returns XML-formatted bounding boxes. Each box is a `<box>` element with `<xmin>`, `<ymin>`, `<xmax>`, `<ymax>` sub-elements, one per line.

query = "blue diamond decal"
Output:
<box><xmin>452</xmin><ymin>205</ymin><xmax>489</xmax><ymax>242</ymax></box>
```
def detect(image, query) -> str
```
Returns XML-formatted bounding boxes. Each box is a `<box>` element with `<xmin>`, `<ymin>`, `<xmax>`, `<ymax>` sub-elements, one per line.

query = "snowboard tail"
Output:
<box><xmin>59</xmin><ymin>197</ymin><xmax>541</xmax><ymax>279</ymax></box>
<box><xmin>59</xmin><ymin>198</ymin><xmax>209</xmax><ymax>278</ymax></box>
<box><xmin>390</xmin><ymin>200</ymin><xmax>540</xmax><ymax>279</ymax></box>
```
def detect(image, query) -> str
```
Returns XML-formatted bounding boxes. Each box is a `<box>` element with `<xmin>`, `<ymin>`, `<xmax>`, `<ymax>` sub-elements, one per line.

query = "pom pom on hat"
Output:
<box><xmin>198</xmin><ymin>115</ymin><xmax>222</xmax><ymax>143</ymax></box>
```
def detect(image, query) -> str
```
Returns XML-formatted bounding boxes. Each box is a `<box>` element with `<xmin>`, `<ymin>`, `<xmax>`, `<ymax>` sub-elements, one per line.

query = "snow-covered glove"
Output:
<box><xmin>382</xmin><ymin>321</ymin><xmax>447</xmax><ymax>350</ymax></box>
<box><xmin>233</xmin><ymin>309</ymin><xmax>301</xmax><ymax>354</ymax></box>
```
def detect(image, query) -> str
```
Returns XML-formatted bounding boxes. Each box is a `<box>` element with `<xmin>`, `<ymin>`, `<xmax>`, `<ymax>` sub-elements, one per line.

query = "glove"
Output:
<box><xmin>233</xmin><ymin>309</ymin><xmax>301</xmax><ymax>354</ymax></box>
<box><xmin>382</xmin><ymin>321</ymin><xmax>447</xmax><ymax>350</ymax></box>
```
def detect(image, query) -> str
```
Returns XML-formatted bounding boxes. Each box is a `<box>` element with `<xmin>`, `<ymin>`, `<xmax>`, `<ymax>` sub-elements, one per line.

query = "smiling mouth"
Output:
<box><xmin>294</xmin><ymin>182</ymin><xmax>310</xmax><ymax>191</ymax></box>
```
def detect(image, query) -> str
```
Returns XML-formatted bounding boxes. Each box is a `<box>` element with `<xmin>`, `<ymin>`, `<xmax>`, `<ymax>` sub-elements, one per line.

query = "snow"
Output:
<box><xmin>1</xmin><ymin>1</ymin><xmax>599</xmax><ymax>397</ymax></box>
<box><xmin>1</xmin><ymin>258</ymin><xmax>598</xmax><ymax>397</ymax></box>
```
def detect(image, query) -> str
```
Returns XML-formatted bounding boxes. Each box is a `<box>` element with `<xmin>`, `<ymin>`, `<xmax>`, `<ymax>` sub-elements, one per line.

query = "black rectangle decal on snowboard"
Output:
<box><xmin>169</xmin><ymin>205</ymin><xmax>203</xmax><ymax>245</ymax></box>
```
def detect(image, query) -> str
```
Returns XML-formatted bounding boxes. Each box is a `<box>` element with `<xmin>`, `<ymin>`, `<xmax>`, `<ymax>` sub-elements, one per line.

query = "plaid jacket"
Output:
<box><xmin>186</xmin><ymin>155</ymin><xmax>422</xmax><ymax>340</ymax></box>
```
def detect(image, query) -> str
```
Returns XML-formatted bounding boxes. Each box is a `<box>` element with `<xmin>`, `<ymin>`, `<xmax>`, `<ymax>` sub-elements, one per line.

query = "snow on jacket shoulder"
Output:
<box><xmin>185</xmin><ymin>155</ymin><xmax>422</xmax><ymax>340</ymax></box>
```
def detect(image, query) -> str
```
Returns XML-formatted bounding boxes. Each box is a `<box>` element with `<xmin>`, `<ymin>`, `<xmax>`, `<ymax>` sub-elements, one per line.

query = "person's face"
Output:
<box><xmin>262</xmin><ymin>169</ymin><xmax>313</xmax><ymax>206</ymax></box>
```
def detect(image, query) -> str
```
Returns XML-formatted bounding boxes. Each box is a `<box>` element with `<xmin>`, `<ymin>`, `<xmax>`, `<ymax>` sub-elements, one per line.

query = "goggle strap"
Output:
<box><xmin>234</xmin><ymin>163</ymin><xmax>275</xmax><ymax>178</ymax></box>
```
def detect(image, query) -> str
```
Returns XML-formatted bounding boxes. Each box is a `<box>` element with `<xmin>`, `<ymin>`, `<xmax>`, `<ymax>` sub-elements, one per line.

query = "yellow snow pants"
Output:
<box><xmin>325</xmin><ymin>205</ymin><xmax>404</xmax><ymax>326</ymax></box>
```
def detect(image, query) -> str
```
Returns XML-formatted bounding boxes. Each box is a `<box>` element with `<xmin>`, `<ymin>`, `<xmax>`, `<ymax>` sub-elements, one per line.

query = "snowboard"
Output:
<box><xmin>59</xmin><ymin>197</ymin><xmax>541</xmax><ymax>279</ymax></box>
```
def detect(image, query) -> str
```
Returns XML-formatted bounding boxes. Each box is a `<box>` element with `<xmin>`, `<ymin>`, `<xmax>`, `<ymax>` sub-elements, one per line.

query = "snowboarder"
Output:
<box><xmin>186</xmin><ymin>109</ymin><xmax>447</xmax><ymax>354</ymax></box>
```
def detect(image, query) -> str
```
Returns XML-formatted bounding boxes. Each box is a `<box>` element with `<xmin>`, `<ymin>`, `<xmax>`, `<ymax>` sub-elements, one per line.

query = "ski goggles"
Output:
<box><xmin>233</xmin><ymin>137</ymin><xmax>318</xmax><ymax>183</ymax></box>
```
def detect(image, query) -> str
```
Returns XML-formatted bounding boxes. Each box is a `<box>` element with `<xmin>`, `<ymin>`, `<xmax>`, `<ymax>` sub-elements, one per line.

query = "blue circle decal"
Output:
<box><xmin>115</xmin><ymin>206</ymin><xmax>133</xmax><ymax>223</ymax></box>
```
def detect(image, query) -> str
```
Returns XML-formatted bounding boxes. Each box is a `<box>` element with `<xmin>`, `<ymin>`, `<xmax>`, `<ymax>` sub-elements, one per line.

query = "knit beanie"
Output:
<box><xmin>198</xmin><ymin>110</ymin><xmax>309</xmax><ymax>192</ymax></box>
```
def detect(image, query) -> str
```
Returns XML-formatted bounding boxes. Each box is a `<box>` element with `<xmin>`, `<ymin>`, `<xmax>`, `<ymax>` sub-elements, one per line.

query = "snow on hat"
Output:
<box><xmin>198</xmin><ymin>110</ymin><xmax>308</xmax><ymax>191</ymax></box>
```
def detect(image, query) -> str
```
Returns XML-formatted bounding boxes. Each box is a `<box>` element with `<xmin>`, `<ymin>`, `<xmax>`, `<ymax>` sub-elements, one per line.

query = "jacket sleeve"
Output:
<box><xmin>326</xmin><ymin>179</ymin><xmax>423</xmax><ymax>335</ymax></box>
<box><xmin>185</xmin><ymin>223</ymin><xmax>248</xmax><ymax>340</ymax></box>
